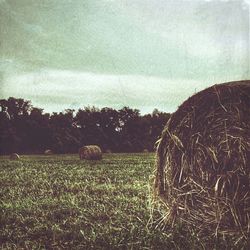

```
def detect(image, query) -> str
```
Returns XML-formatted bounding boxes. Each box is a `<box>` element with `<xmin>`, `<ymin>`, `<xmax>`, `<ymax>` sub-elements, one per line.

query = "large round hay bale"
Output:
<box><xmin>155</xmin><ymin>80</ymin><xmax>250</xmax><ymax>238</ymax></box>
<box><xmin>9</xmin><ymin>153</ymin><xmax>20</xmax><ymax>160</ymax></box>
<box><xmin>79</xmin><ymin>145</ymin><xmax>102</xmax><ymax>160</ymax></box>
<box><xmin>44</xmin><ymin>149</ymin><xmax>53</xmax><ymax>155</ymax></box>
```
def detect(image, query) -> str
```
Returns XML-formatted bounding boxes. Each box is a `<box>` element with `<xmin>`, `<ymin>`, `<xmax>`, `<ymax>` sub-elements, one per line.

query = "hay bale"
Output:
<box><xmin>9</xmin><ymin>153</ymin><xmax>20</xmax><ymax>160</ymax></box>
<box><xmin>79</xmin><ymin>145</ymin><xmax>102</xmax><ymax>160</ymax></box>
<box><xmin>143</xmin><ymin>149</ymin><xmax>149</xmax><ymax>153</ymax></box>
<box><xmin>155</xmin><ymin>80</ymin><xmax>250</xmax><ymax>238</ymax></box>
<box><xmin>44</xmin><ymin>149</ymin><xmax>53</xmax><ymax>155</ymax></box>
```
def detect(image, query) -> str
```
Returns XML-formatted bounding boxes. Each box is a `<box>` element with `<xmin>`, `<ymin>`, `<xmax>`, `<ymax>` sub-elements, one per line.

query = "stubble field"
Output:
<box><xmin>0</xmin><ymin>153</ymin><xmax>245</xmax><ymax>249</ymax></box>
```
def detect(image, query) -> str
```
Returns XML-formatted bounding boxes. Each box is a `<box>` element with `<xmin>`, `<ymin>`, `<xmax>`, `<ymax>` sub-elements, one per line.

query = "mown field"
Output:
<box><xmin>0</xmin><ymin>153</ymin><xmax>246</xmax><ymax>249</ymax></box>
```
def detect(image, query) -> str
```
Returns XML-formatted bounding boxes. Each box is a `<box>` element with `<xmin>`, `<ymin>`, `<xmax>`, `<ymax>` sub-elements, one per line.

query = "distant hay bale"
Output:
<box><xmin>143</xmin><ymin>149</ymin><xmax>149</xmax><ymax>153</ymax></box>
<box><xmin>44</xmin><ymin>149</ymin><xmax>53</xmax><ymax>155</ymax></box>
<box><xmin>155</xmin><ymin>81</ymin><xmax>250</xmax><ymax>239</ymax></box>
<box><xmin>79</xmin><ymin>145</ymin><xmax>102</xmax><ymax>160</ymax></box>
<box><xmin>9</xmin><ymin>153</ymin><xmax>20</xmax><ymax>160</ymax></box>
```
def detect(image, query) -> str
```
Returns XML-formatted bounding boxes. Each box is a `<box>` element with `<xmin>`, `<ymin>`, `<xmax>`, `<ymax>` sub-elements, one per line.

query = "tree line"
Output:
<box><xmin>0</xmin><ymin>97</ymin><xmax>170</xmax><ymax>154</ymax></box>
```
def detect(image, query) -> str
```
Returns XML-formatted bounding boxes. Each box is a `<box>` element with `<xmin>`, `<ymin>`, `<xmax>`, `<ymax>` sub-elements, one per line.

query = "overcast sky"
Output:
<box><xmin>0</xmin><ymin>0</ymin><xmax>249</xmax><ymax>114</ymax></box>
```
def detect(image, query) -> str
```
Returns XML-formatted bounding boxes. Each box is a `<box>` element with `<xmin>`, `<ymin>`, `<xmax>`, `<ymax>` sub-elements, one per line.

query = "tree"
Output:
<box><xmin>0</xmin><ymin>97</ymin><xmax>171</xmax><ymax>154</ymax></box>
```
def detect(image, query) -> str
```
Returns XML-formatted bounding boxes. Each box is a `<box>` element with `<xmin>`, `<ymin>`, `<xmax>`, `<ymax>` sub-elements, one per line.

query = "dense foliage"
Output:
<box><xmin>0</xmin><ymin>97</ymin><xmax>170</xmax><ymax>154</ymax></box>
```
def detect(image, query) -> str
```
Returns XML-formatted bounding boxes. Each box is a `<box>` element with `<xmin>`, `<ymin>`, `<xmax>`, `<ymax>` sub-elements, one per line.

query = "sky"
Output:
<box><xmin>0</xmin><ymin>0</ymin><xmax>249</xmax><ymax>114</ymax></box>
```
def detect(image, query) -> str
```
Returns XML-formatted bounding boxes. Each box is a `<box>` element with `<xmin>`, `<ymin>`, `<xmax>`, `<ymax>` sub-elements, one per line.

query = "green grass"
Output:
<box><xmin>0</xmin><ymin>154</ymin><xmax>247</xmax><ymax>249</ymax></box>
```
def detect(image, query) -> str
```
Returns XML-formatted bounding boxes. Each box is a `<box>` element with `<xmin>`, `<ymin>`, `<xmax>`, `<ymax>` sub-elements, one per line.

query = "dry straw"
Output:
<box><xmin>155</xmin><ymin>80</ymin><xmax>250</xmax><ymax>240</ymax></box>
<box><xmin>44</xmin><ymin>149</ymin><xmax>53</xmax><ymax>155</ymax></box>
<box><xmin>79</xmin><ymin>145</ymin><xmax>102</xmax><ymax>160</ymax></box>
<box><xmin>9</xmin><ymin>153</ymin><xmax>20</xmax><ymax>160</ymax></box>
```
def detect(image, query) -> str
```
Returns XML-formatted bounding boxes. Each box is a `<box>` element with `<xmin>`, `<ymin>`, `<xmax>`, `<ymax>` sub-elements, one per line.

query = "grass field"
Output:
<box><xmin>0</xmin><ymin>153</ymin><xmax>247</xmax><ymax>249</ymax></box>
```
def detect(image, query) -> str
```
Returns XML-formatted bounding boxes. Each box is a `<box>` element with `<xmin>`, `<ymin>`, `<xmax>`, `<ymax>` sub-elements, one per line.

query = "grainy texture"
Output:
<box><xmin>155</xmin><ymin>80</ymin><xmax>250</xmax><ymax>241</ymax></box>
<box><xmin>9</xmin><ymin>153</ymin><xmax>20</xmax><ymax>160</ymax></box>
<box><xmin>0</xmin><ymin>153</ymin><xmax>248</xmax><ymax>248</ymax></box>
<box><xmin>79</xmin><ymin>145</ymin><xmax>102</xmax><ymax>160</ymax></box>
<box><xmin>44</xmin><ymin>149</ymin><xmax>53</xmax><ymax>155</ymax></box>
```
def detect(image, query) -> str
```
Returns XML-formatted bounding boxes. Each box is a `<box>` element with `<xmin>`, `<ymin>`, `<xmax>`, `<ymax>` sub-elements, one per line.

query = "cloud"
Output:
<box><xmin>0</xmin><ymin>0</ymin><xmax>248</xmax><ymax>114</ymax></box>
<box><xmin>1</xmin><ymin>0</ymin><xmax>248</xmax><ymax>79</ymax></box>
<box><xmin>1</xmin><ymin>70</ymin><xmax>216</xmax><ymax>113</ymax></box>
